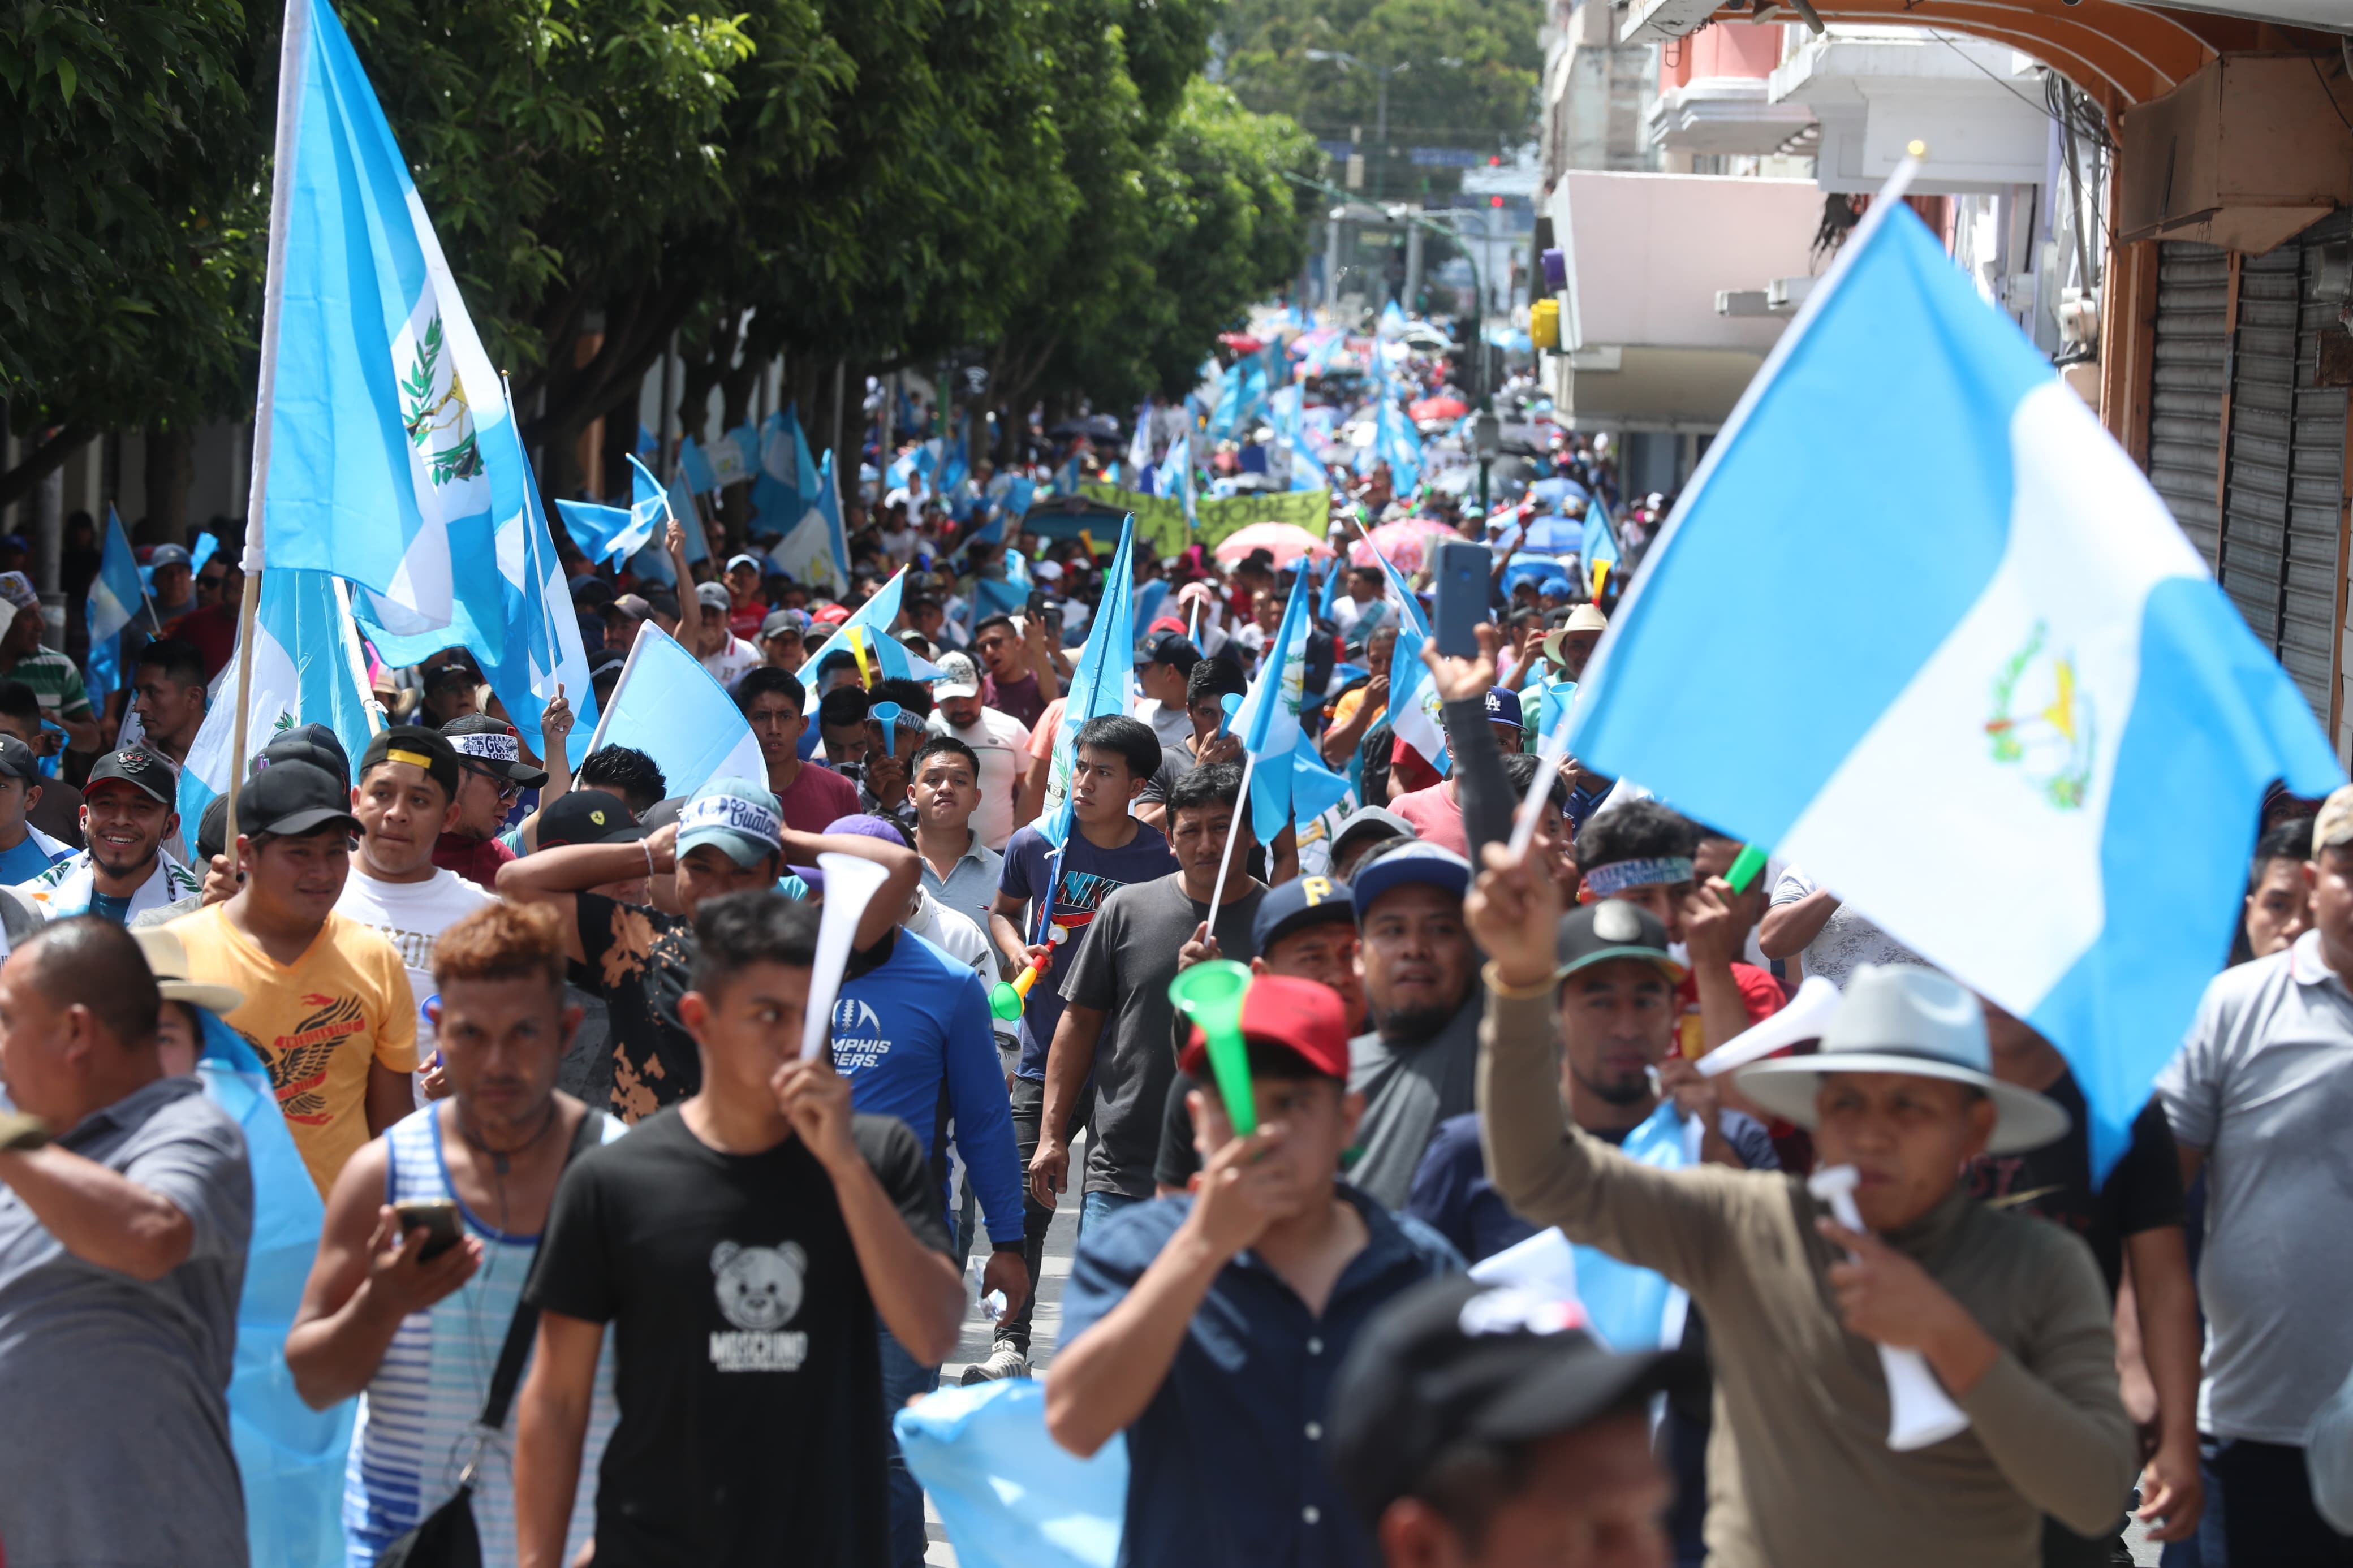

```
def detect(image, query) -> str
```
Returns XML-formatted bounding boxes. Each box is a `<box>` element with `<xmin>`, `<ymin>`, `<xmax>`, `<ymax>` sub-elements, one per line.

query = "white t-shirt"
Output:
<box><xmin>701</xmin><ymin>637</ymin><xmax>762</xmax><ymax>693</ymax></box>
<box><xmin>335</xmin><ymin>867</ymin><xmax>498</xmax><ymax>1060</ymax></box>
<box><xmin>928</xmin><ymin>706</ymin><xmax>1032</xmax><ymax>852</ymax></box>
<box><xmin>1137</xmin><ymin>698</ymin><xmax>1192</xmax><ymax>755</ymax></box>
<box><xmin>1766</xmin><ymin>865</ymin><xmax>1928</xmax><ymax>988</ymax></box>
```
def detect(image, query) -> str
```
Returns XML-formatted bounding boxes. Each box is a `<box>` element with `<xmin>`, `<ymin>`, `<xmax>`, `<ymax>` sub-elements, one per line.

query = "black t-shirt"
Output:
<box><xmin>1964</xmin><ymin>1072</ymin><xmax>2183</xmax><ymax>1297</ymax></box>
<box><xmin>574</xmin><ymin>892</ymin><xmax>702</xmax><ymax>1122</ymax></box>
<box><xmin>1155</xmin><ymin>1069</ymin><xmax>1200</xmax><ymax>1190</ymax></box>
<box><xmin>529</xmin><ymin>1105</ymin><xmax>952</xmax><ymax>1567</ymax></box>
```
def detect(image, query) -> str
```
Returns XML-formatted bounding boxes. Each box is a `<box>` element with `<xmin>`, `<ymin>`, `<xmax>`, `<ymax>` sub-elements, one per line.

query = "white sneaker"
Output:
<box><xmin>959</xmin><ymin>1346</ymin><xmax>1031</xmax><ymax>1384</ymax></box>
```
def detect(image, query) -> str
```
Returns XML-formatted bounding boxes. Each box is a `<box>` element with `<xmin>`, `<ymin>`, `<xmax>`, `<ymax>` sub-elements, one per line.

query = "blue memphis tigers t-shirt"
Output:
<box><xmin>998</xmin><ymin>821</ymin><xmax>1178</xmax><ymax>1081</ymax></box>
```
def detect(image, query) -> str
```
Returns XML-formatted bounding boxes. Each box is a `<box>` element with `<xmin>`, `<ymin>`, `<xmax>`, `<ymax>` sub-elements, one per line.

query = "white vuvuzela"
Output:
<box><xmin>1808</xmin><ymin>1164</ymin><xmax>1972</xmax><ymax>1452</ymax></box>
<box><xmin>798</xmin><ymin>852</ymin><xmax>894</xmax><ymax>1063</ymax></box>
<box><xmin>1697</xmin><ymin>975</ymin><xmax>1842</xmax><ymax>1078</ymax></box>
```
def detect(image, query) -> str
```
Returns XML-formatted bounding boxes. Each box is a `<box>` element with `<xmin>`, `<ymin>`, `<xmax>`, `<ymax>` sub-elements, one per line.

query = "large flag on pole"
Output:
<box><xmin>355</xmin><ymin>401</ymin><xmax>600</xmax><ymax>764</ymax></box>
<box><xmin>584</xmin><ymin>622</ymin><xmax>763</xmax><ymax>801</ymax></box>
<box><xmin>253</xmin><ymin>0</ymin><xmax>519</xmax><ymax>635</ymax></box>
<box><xmin>771</xmin><ymin>447</ymin><xmax>849</xmax><ymax>591</ymax></box>
<box><xmin>1154</xmin><ymin>434</ymin><xmax>1195</xmax><ymax>533</ymax></box>
<box><xmin>1038</xmin><ymin>517</ymin><xmax>1137</xmax><ymax>846</ymax></box>
<box><xmin>1230</xmin><ymin>568</ymin><xmax>1352</xmax><ymax>845</ymax></box>
<box><xmin>179</xmin><ymin>569</ymin><xmax>382</xmax><ymax>833</ymax></box>
<box><xmin>1567</xmin><ymin>167</ymin><xmax>2342</xmax><ymax>1180</ymax></box>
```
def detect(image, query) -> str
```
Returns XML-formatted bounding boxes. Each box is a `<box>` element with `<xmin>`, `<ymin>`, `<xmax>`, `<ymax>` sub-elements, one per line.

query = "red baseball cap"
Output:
<box><xmin>1179</xmin><ymin>974</ymin><xmax>1352</xmax><ymax>1082</ymax></box>
<box><xmin>811</xmin><ymin>603</ymin><xmax>851</xmax><ymax>627</ymax></box>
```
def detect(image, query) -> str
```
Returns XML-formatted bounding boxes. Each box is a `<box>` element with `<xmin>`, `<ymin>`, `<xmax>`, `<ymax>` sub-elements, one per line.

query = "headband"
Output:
<box><xmin>679</xmin><ymin>792</ymin><xmax>782</xmax><ymax>849</ymax></box>
<box><xmin>1581</xmin><ymin>857</ymin><xmax>1695</xmax><ymax>898</ymax></box>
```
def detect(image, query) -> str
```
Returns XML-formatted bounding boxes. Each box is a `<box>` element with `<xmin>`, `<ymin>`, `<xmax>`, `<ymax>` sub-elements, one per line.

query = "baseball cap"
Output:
<box><xmin>442</xmin><ymin>714</ymin><xmax>551</xmax><ymax>789</ymax></box>
<box><xmin>1329</xmin><ymin>806</ymin><xmax>1413</xmax><ymax>872</ymax></box>
<box><xmin>1033</xmin><ymin>560</ymin><xmax>1065</xmax><ymax>584</ymax></box>
<box><xmin>726</xmin><ymin>553</ymin><xmax>762</xmax><ymax>574</ymax></box>
<box><xmin>1136</xmin><ymin>630</ymin><xmax>1202</xmax><ymax>673</ymax></box>
<box><xmin>934</xmin><ymin>651</ymin><xmax>982</xmax><ymax>701</ymax></box>
<box><xmin>0</xmin><ymin>735</ymin><xmax>40</xmax><ymax>784</ymax></box>
<box><xmin>1176</xmin><ymin>974</ymin><xmax>1351</xmax><ymax>1082</ymax></box>
<box><xmin>358</xmin><ymin>724</ymin><xmax>463</xmax><ymax>803</ymax></box>
<box><xmin>2315</xmin><ymin>783</ymin><xmax>2353</xmax><ymax>855</ymax></box>
<box><xmin>1252</xmin><ymin>874</ymin><xmax>1356</xmax><ymax>952</ymax></box>
<box><xmin>238</xmin><ymin>759</ymin><xmax>359</xmax><ymax>839</ymax></box>
<box><xmin>760</xmin><ymin>608</ymin><xmax>809</xmax><ymax>641</ymax></box>
<box><xmin>0</xmin><ymin>571</ymin><xmax>37</xmax><ymax>612</ymax></box>
<box><xmin>570</xmin><ymin>576</ymin><xmax>617</xmax><ymax>611</ymax></box>
<box><xmin>1484</xmin><ymin>687</ymin><xmax>1523</xmax><ymax>728</ymax></box>
<box><xmin>823</xmin><ymin>813</ymin><xmax>909</xmax><ymax>849</ymax></box>
<box><xmin>610</xmin><ymin>593</ymin><xmax>652</xmax><ymax>623</ymax></box>
<box><xmin>1326</xmin><ymin>1275</ymin><xmax>1700</xmax><ymax>1530</ymax></box>
<box><xmin>195</xmin><ymin>794</ymin><xmax>232</xmax><ymax>863</ymax></box>
<box><xmin>536</xmin><ymin>788</ymin><xmax>645</xmax><ymax>850</ymax></box>
<box><xmin>1553</xmin><ymin>899</ymin><xmax>1685</xmax><ymax>984</ymax></box>
<box><xmin>147</xmin><ymin>543</ymin><xmax>192</xmax><ymax>571</ymax></box>
<box><xmin>695</xmin><ymin>581</ymin><xmax>731</xmax><ymax>613</ymax></box>
<box><xmin>85</xmin><ymin>746</ymin><xmax>178</xmax><ymax>809</ymax></box>
<box><xmin>1350</xmin><ymin>841</ymin><xmax>1472</xmax><ymax>921</ymax></box>
<box><xmin>676</xmin><ymin>778</ymin><xmax>783</xmax><ymax>869</ymax></box>
<box><xmin>812</xmin><ymin>603</ymin><xmax>851</xmax><ymax>627</ymax></box>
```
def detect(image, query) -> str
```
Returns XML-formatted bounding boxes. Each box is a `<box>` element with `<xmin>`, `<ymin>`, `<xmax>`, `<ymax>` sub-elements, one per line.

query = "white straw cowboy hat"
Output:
<box><xmin>1733</xmin><ymin>965</ymin><xmax>2070</xmax><ymax>1155</ymax></box>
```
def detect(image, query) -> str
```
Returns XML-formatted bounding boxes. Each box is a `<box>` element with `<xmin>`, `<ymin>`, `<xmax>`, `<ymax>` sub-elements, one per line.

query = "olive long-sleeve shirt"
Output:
<box><xmin>1477</xmin><ymin>981</ymin><xmax>2135</xmax><ymax>1567</ymax></box>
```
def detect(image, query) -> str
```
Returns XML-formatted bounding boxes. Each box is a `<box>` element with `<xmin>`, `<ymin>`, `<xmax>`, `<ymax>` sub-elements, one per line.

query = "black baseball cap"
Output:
<box><xmin>86</xmin><ymin>745</ymin><xmax>178</xmax><ymax>809</ymax></box>
<box><xmin>536</xmin><ymin>789</ymin><xmax>644</xmax><ymax>850</ymax></box>
<box><xmin>1134</xmin><ymin>630</ymin><xmax>1201</xmax><ymax>673</ymax></box>
<box><xmin>195</xmin><ymin>794</ymin><xmax>232</xmax><ymax>863</ymax></box>
<box><xmin>237</xmin><ymin>759</ymin><xmax>358</xmax><ymax>839</ymax></box>
<box><xmin>359</xmin><ymin>724</ymin><xmax>463</xmax><ymax>803</ymax></box>
<box><xmin>0</xmin><ymin>734</ymin><xmax>39</xmax><ymax>784</ymax></box>
<box><xmin>256</xmin><ymin>722</ymin><xmax>352</xmax><ymax>789</ymax></box>
<box><xmin>441</xmin><ymin>713</ymin><xmax>550</xmax><ymax>789</ymax></box>
<box><xmin>1327</xmin><ymin>1276</ymin><xmax>1702</xmax><ymax>1529</ymax></box>
<box><xmin>1554</xmin><ymin>899</ymin><xmax>1686</xmax><ymax>984</ymax></box>
<box><xmin>1251</xmin><ymin>874</ymin><xmax>1356</xmax><ymax>952</ymax></box>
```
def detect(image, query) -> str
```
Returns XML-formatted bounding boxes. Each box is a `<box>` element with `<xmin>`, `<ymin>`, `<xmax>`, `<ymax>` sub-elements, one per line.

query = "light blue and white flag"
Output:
<box><xmin>751</xmin><ymin>406</ymin><xmax>816</xmax><ymax>535</ymax></box>
<box><xmin>897</xmin><ymin>1381</ymin><xmax>1124</xmax><ymax>1568</ymax></box>
<box><xmin>1376</xmin><ymin>378</ymin><xmax>1424</xmax><ymax>494</ymax></box>
<box><xmin>179</xmin><ymin>568</ymin><xmax>381</xmax><ymax>833</ymax></box>
<box><xmin>254</xmin><ymin>0</ymin><xmax>529</xmax><ymax>634</ymax></box>
<box><xmin>1230</xmin><ymin>568</ymin><xmax>1354</xmax><ymax>844</ymax></box>
<box><xmin>1369</xmin><ymin>539</ymin><xmax>1448</xmax><ymax>775</ymax></box>
<box><xmin>1202</xmin><ymin>358</ymin><xmax>1237</xmax><ymax>441</ymax></box>
<box><xmin>710</xmin><ymin>425</ymin><xmax>756</xmax><ymax>490</ymax></box>
<box><xmin>584</xmin><ymin>621</ymin><xmax>763</xmax><ymax>801</ymax></box>
<box><xmin>770</xmin><ymin>448</ymin><xmax>851</xmax><ymax>591</ymax></box>
<box><xmin>1154</xmin><ymin>433</ymin><xmax>1195</xmax><ymax>531</ymax></box>
<box><xmin>1568</xmin><ymin>188</ymin><xmax>2343</xmax><ymax>1179</ymax></box>
<box><xmin>678</xmin><ymin>434</ymin><xmax>719</xmax><ymax>496</ymax></box>
<box><xmin>85</xmin><ymin>505</ymin><xmax>148</xmax><ymax>697</ymax></box>
<box><xmin>795</xmin><ymin>565</ymin><xmax>945</xmax><ymax>696</ymax></box>
<box><xmin>356</xmin><ymin>410</ymin><xmax>600</xmax><ymax>764</ymax></box>
<box><xmin>1127</xmin><ymin>403</ymin><xmax>1154</xmax><ymax>476</ymax></box>
<box><xmin>664</xmin><ymin>462</ymin><xmax>707</xmax><ymax>564</ymax></box>
<box><xmin>1038</xmin><ymin>516</ymin><xmax>1137</xmax><ymax>847</ymax></box>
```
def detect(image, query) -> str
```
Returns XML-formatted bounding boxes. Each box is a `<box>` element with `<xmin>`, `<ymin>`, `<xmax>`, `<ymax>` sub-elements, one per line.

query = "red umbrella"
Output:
<box><xmin>1350</xmin><ymin>518</ymin><xmax>1458</xmax><ymax>576</ymax></box>
<box><xmin>1218</xmin><ymin>332</ymin><xmax>1266</xmax><ymax>354</ymax></box>
<box><xmin>1411</xmin><ymin>395</ymin><xmax>1468</xmax><ymax>422</ymax></box>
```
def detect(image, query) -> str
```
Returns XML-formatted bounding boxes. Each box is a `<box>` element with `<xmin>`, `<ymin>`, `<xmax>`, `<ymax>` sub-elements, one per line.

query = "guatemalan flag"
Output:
<box><xmin>794</xmin><ymin>567</ymin><xmax>945</xmax><ymax>696</ymax></box>
<box><xmin>254</xmin><ymin>0</ymin><xmax>511</xmax><ymax>634</ymax></box>
<box><xmin>1369</xmin><ymin>538</ymin><xmax>1448</xmax><ymax>775</ymax></box>
<box><xmin>585</xmin><ymin>622</ymin><xmax>763</xmax><ymax>802</ymax></box>
<box><xmin>1230</xmin><ymin>568</ymin><xmax>1354</xmax><ymax>845</ymax></box>
<box><xmin>1038</xmin><ymin>516</ymin><xmax>1137</xmax><ymax>848</ymax></box>
<box><xmin>85</xmin><ymin>506</ymin><xmax>145</xmax><ymax>698</ymax></box>
<box><xmin>179</xmin><ymin>569</ymin><xmax>381</xmax><ymax>836</ymax></box>
<box><xmin>1568</xmin><ymin>183</ymin><xmax>2343</xmax><ymax>1180</ymax></box>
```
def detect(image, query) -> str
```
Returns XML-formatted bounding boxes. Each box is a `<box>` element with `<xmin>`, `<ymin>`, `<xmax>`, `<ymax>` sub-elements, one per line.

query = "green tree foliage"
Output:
<box><xmin>1219</xmin><ymin>0</ymin><xmax>1543</xmax><ymax>187</ymax></box>
<box><xmin>0</xmin><ymin>1</ymin><xmax>268</xmax><ymax>506</ymax></box>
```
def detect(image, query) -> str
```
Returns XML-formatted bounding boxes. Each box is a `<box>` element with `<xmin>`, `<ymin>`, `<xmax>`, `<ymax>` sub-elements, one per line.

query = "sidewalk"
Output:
<box><xmin>924</xmin><ymin>1162</ymin><xmax>1085</xmax><ymax>1566</ymax></box>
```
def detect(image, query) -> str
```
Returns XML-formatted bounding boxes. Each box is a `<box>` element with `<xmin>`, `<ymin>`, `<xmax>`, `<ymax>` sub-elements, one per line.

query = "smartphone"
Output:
<box><xmin>392</xmin><ymin>1199</ymin><xmax>463</xmax><ymax>1262</ymax></box>
<box><xmin>1433</xmin><ymin>540</ymin><xmax>1490</xmax><ymax>658</ymax></box>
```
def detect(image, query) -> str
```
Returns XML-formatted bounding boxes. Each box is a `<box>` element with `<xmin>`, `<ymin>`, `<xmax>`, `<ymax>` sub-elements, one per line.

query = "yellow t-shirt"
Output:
<box><xmin>170</xmin><ymin>905</ymin><xmax>420</xmax><ymax>1195</ymax></box>
<box><xmin>1330</xmin><ymin>687</ymin><xmax>1387</xmax><ymax>733</ymax></box>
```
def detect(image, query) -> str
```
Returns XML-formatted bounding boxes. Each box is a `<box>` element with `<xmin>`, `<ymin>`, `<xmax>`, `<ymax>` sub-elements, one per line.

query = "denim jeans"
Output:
<box><xmin>1079</xmin><ymin>1188</ymin><xmax>1143</xmax><ymax>1231</ymax></box>
<box><xmin>1000</xmin><ymin>1074</ymin><xmax>1092</xmax><ymax>1356</ymax></box>
<box><xmin>878</xmin><ymin>1322</ymin><xmax>940</xmax><ymax>1568</ymax></box>
<box><xmin>2167</xmin><ymin>1435</ymin><xmax>2353</xmax><ymax>1567</ymax></box>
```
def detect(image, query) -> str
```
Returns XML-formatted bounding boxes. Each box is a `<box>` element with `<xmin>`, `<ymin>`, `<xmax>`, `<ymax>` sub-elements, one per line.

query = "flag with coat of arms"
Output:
<box><xmin>1230</xmin><ymin>568</ymin><xmax>1355</xmax><ymax>845</ymax></box>
<box><xmin>1566</xmin><ymin>170</ymin><xmax>2343</xmax><ymax>1180</ymax></box>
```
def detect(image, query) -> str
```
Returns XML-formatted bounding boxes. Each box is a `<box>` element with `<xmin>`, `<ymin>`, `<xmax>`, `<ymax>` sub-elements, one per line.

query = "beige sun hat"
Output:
<box><xmin>132</xmin><ymin>926</ymin><xmax>245</xmax><ymax>1017</ymax></box>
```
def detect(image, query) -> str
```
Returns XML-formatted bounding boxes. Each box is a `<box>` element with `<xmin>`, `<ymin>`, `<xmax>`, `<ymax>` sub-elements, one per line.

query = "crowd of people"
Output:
<box><xmin>2</xmin><ymin>394</ymin><xmax>2351</xmax><ymax>1568</ymax></box>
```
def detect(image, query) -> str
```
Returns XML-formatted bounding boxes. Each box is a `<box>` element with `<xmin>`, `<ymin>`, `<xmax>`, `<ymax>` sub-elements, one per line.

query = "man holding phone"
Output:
<box><xmin>286</xmin><ymin>902</ymin><xmax>626</xmax><ymax>1567</ymax></box>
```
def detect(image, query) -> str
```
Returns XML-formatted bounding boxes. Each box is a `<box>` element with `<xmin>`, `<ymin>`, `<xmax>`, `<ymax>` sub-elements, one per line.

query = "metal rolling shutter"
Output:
<box><xmin>2144</xmin><ymin>243</ymin><xmax>2230</xmax><ymax>567</ymax></box>
<box><xmin>2282</xmin><ymin>213</ymin><xmax>2348</xmax><ymax>724</ymax></box>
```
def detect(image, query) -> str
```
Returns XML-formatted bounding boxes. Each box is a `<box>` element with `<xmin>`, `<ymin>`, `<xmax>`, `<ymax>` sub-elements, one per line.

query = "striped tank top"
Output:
<box><xmin>343</xmin><ymin>1104</ymin><xmax>622</xmax><ymax>1567</ymax></box>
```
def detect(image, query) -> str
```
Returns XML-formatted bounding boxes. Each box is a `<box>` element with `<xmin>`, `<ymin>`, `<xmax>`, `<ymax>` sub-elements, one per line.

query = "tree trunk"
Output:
<box><xmin>141</xmin><ymin>424</ymin><xmax>193</xmax><ymax>545</ymax></box>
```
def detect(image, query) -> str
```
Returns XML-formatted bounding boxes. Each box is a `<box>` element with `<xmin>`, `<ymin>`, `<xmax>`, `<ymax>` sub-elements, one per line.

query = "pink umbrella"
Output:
<box><xmin>1212</xmin><ymin>522</ymin><xmax>1334</xmax><ymax>569</ymax></box>
<box><xmin>1351</xmin><ymin>517</ymin><xmax>1458</xmax><ymax>575</ymax></box>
